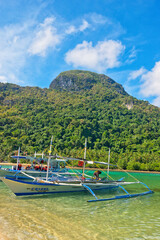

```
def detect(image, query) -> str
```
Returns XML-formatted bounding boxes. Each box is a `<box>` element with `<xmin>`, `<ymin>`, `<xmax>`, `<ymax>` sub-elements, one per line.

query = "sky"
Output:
<box><xmin>0</xmin><ymin>0</ymin><xmax>160</xmax><ymax>107</ymax></box>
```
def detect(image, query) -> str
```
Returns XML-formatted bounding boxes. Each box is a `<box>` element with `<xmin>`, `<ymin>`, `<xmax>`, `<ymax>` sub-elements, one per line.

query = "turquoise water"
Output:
<box><xmin>0</xmin><ymin>165</ymin><xmax>13</xmax><ymax>169</ymax></box>
<box><xmin>0</xmin><ymin>170</ymin><xmax>160</xmax><ymax>240</ymax></box>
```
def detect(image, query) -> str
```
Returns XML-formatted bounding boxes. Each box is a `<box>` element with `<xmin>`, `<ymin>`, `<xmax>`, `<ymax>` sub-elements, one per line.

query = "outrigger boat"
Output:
<box><xmin>1</xmin><ymin>165</ymin><xmax>154</xmax><ymax>202</ymax></box>
<box><xmin>1</xmin><ymin>138</ymin><xmax>154</xmax><ymax>202</ymax></box>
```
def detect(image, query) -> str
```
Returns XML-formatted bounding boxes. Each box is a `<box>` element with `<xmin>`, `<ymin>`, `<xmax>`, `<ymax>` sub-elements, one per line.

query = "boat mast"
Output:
<box><xmin>107</xmin><ymin>148</ymin><xmax>110</xmax><ymax>179</ymax></box>
<box><xmin>16</xmin><ymin>147</ymin><xmax>20</xmax><ymax>170</ymax></box>
<box><xmin>82</xmin><ymin>138</ymin><xmax>87</xmax><ymax>178</ymax></box>
<box><xmin>46</xmin><ymin>136</ymin><xmax>53</xmax><ymax>181</ymax></box>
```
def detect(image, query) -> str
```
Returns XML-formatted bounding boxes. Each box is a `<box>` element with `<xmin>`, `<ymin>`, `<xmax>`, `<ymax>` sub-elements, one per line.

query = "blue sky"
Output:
<box><xmin>0</xmin><ymin>0</ymin><xmax>160</xmax><ymax>106</ymax></box>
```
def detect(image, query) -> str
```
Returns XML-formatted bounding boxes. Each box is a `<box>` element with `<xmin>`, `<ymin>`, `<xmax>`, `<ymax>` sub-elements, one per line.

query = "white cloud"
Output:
<box><xmin>64</xmin><ymin>14</ymin><xmax>125</xmax><ymax>40</ymax></box>
<box><xmin>65</xmin><ymin>40</ymin><xmax>125</xmax><ymax>72</ymax></box>
<box><xmin>0</xmin><ymin>76</ymin><xmax>7</xmax><ymax>83</ymax></box>
<box><xmin>28</xmin><ymin>17</ymin><xmax>61</xmax><ymax>56</ymax></box>
<box><xmin>128</xmin><ymin>47</ymin><xmax>137</xmax><ymax>59</ymax></box>
<box><xmin>89</xmin><ymin>13</ymin><xmax>108</xmax><ymax>25</ymax></box>
<box><xmin>79</xmin><ymin>20</ymin><xmax>90</xmax><ymax>31</ymax></box>
<box><xmin>140</xmin><ymin>61</ymin><xmax>160</xmax><ymax>97</ymax></box>
<box><xmin>0</xmin><ymin>16</ymin><xmax>63</xmax><ymax>85</ymax></box>
<box><xmin>0</xmin><ymin>12</ymin><xmax>126</xmax><ymax>86</ymax></box>
<box><xmin>65</xmin><ymin>19</ymin><xmax>90</xmax><ymax>35</ymax></box>
<box><xmin>0</xmin><ymin>22</ymin><xmax>32</xmax><ymax>85</ymax></box>
<box><xmin>127</xmin><ymin>62</ymin><xmax>160</xmax><ymax>106</ymax></box>
<box><xmin>128</xmin><ymin>67</ymin><xmax>147</xmax><ymax>80</ymax></box>
<box><xmin>152</xmin><ymin>96</ymin><xmax>160</xmax><ymax>107</ymax></box>
<box><xmin>126</xmin><ymin>46</ymin><xmax>138</xmax><ymax>64</ymax></box>
<box><xmin>65</xmin><ymin>25</ymin><xmax>76</xmax><ymax>34</ymax></box>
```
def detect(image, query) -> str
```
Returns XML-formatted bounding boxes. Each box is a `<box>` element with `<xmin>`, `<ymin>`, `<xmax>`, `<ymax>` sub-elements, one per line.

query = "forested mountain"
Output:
<box><xmin>0</xmin><ymin>70</ymin><xmax>160</xmax><ymax>171</ymax></box>
<box><xmin>49</xmin><ymin>70</ymin><xmax>127</xmax><ymax>95</ymax></box>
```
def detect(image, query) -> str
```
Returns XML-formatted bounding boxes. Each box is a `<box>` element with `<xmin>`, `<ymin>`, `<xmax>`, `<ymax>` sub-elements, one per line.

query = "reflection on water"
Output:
<box><xmin>0</xmin><ymin>171</ymin><xmax>160</xmax><ymax>240</ymax></box>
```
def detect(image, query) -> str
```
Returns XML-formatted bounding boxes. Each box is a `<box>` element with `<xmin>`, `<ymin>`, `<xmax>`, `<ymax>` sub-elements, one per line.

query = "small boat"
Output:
<box><xmin>1</xmin><ymin>138</ymin><xmax>154</xmax><ymax>202</ymax></box>
<box><xmin>1</xmin><ymin>166</ymin><xmax>153</xmax><ymax>202</ymax></box>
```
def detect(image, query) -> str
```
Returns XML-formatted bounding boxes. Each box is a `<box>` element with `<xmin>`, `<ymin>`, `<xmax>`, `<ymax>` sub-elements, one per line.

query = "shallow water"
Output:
<box><xmin>0</xmin><ymin>170</ymin><xmax>160</xmax><ymax>240</ymax></box>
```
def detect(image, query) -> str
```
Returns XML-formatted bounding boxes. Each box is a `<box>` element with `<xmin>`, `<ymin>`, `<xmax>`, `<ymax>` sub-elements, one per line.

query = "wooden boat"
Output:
<box><xmin>1</xmin><ymin>138</ymin><xmax>154</xmax><ymax>202</ymax></box>
<box><xmin>1</xmin><ymin>169</ymin><xmax>153</xmax><ymax>202</ymax></box>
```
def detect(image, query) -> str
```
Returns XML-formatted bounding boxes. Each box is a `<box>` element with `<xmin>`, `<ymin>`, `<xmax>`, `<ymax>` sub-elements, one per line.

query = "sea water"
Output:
<box><xmin>0</xmin><ymin>170</ymin><xmax>160</xmax><ymax>240</ymax></box>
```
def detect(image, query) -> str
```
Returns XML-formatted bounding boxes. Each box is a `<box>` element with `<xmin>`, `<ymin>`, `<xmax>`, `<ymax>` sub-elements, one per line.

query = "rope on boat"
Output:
<box><xmin>116</xmin><ymin>165</ymin><xmax>140</xmax><ymax>183</ymax></box>
<box><xmin>87</xmin><ymin>149</ymin><xmax>139</xmax><ymax>183</ymax></box>
<box><xmin>53</xmin><ymin>148</ymin><xmax>82</xmax><ymax>181</ymax></box>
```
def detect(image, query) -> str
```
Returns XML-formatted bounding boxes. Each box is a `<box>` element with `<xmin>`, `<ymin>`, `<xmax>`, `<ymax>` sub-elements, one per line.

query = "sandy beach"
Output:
<box><xmin>0</xmin><ymin>233</ymin><xmax>9</xmax><ymax>240</ymax></box>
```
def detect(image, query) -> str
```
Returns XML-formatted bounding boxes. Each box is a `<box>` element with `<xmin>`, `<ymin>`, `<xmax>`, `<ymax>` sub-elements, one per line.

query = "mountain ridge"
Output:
<box><xmin>49</xmin><ymin>70</ymin><xmax>128</xmax><ymax>95</ymax></box>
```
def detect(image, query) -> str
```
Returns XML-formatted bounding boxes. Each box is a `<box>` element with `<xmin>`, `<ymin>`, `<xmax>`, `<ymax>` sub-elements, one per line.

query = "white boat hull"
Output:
<box><xmin>1</xmin><ymin>177</ymin><xmax>137</xmax><ymax>196</ymax></box>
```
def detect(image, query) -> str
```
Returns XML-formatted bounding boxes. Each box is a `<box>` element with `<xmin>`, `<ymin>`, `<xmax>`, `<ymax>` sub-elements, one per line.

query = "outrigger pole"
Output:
<box><xmin>87</xmin><ymin>182</ymin><xmax>154</xmax><ymax>202</ymax></box>
<box><xmin>82</xmin><ymin>183</ymin><xmax>98</xmax><ymax>200</ymax></box>
<box><xmin>80</xmin><ymin>148</ymin><xmax>153</xmax><ymax>202</ymax></box>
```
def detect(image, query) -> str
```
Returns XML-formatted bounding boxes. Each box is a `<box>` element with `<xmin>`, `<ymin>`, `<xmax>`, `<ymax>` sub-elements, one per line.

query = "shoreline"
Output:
<box><xmin>72</xmin><ymin>166</ymin><xmax>160</xmax><ymax>174</ymax></box>
<box><xmin>0</xmin><ymin>162</ymin><xmax>160</xmax><ymax>174</ymax></box>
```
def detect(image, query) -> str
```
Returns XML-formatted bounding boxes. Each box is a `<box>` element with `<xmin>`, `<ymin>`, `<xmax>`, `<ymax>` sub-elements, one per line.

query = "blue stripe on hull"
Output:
<box><xmin>15</xmin><ymin>186</ymin><xmax>118</xmax><ymax>196</ymax></box>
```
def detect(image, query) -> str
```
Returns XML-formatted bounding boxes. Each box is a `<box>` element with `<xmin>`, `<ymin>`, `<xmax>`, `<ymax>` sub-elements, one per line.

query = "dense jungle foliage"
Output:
<box><xmin>0</xmin><ymin>70</ymin><xmax>160</xmax><ymax>171</ymax></box>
